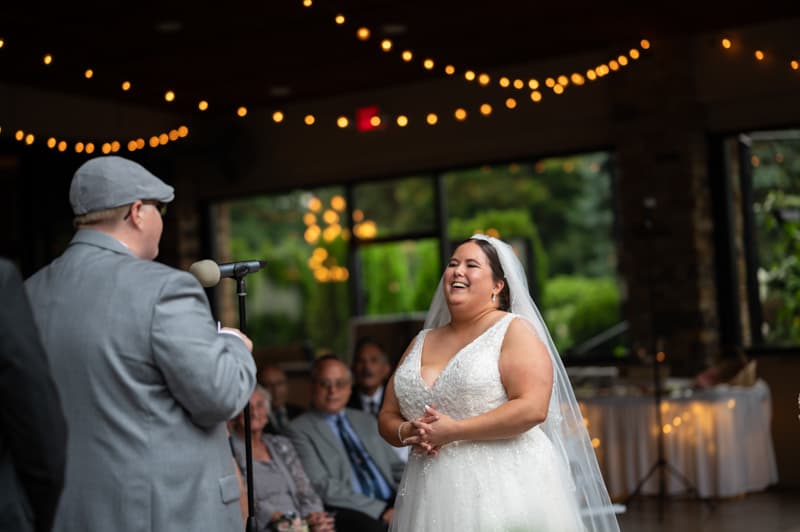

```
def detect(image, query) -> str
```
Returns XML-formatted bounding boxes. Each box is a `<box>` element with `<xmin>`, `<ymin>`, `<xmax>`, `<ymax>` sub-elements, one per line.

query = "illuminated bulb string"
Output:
<box><xmin>306</xmin><ymin>0</ymin><xmax>651</xmax><ymax>94</ymax></box>
<box><xmin>0</xmin><ymin>123</ymin><xmax>190</xmax><ymax>154</ymax></box>
<box><xmin>2</xmin><ymin>18</ymin><xmax>649</xmax><ymax>137</ymax></box>
<box><xmin>718</xmin><ymin>35</ymin><xmax>800</xmax><ymax>72</ymax></box>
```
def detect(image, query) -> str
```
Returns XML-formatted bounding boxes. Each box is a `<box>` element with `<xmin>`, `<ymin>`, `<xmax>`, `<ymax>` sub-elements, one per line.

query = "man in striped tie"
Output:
<box><xmin>288</xmin><ymin>356</ymin><xmax>404</xmax><ymax>532</ymax></box>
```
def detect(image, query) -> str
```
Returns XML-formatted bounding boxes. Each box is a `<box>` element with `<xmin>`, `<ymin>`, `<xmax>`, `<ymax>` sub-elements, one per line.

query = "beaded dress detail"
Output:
<box><xmin>390</xmin><ymin>313</ymin><xmax>585</xmax><ymax>532</ymax></box>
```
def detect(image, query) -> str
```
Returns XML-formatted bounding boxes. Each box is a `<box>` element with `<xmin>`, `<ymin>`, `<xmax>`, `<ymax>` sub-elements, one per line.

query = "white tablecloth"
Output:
<box><xmin>578</xmin><ymin>379</ymin><xmax>778</xmax><ymax>499</ymax></box>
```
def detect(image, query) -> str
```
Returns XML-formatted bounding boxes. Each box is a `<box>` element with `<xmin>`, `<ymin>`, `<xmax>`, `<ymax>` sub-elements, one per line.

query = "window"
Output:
<box><xmin>211</xmin><ymin>187</ymin><xmax>351</xmax><ymax>356</ymax></box>
<box><xmin>211</xmin><ymin>150</ymin><xmax>623</xmax><ymax>361</ymax></box>
<box><xmin>724</xmin><ymin>130</ymin><xmax>800</xmax><ymax>348</ymax></box>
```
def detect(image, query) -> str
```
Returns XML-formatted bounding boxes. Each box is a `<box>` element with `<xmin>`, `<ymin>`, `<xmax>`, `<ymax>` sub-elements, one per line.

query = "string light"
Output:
<box><xmin>0</xmin><ymin>18</ymin><xmax>651</xmax><ymax>139</ymax></box>
<box><xmin>1</xmin><ymin>122</ymin><xmax>188</xmax><ymax>154</ymax></box>
<box><xmin>318</xmin><ymin>2</ymin><xmax>650</xmax><ymax>96</ymax></box>
<box><xmin>718</xmin><ymin>35</ymin><xmax>800</xmax><ymax>74</ymax></box>
<box><xmin>1</xmin><ymin>23</ymin><xmax>649</xmax><ymax>141</ymax></box>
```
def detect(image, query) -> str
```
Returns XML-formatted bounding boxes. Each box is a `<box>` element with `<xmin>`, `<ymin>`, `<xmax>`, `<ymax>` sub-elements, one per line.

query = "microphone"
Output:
<box><xmin>189</xmin><ymin>259</ymin><xmax>267</xmax><ymax>287</ymax></box>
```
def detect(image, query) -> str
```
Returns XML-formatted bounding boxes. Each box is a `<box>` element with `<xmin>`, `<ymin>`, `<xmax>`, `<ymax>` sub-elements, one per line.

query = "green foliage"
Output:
<box><xmin>755</xmin><ymin>190</ymin><xmax>800</xmax><ymax>343</ymax></box>
<box><xmin>542</xmin><ymin>276</ymin><xmax>621</xmax><ymax>352</ymax></box>
<box><xmin>569</xmin><ymin>282</ymin><xmax>621</xmax><ymax>342</ymax></box>
<box><xmin>751</xmin><ymin>139</ymin><xmax>800</xmax><ymax>345</ymax></box>
<box><xmin>224</xmin><ymin>188</ymin><xmax>351</xmax><ymax>355</ymax></box>
<box><xmin>361</xmin><ymin>239</ymin><xmax>441</xmax><ymax>316</ymax></box>
<box><xmin>362</xmin><ymin>244</ymin><xmax>412</xmax><ymax>314</ymax></box>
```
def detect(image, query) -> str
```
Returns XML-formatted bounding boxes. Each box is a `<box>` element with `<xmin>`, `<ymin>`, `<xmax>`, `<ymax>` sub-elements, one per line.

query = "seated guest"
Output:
<box><xmin>348</xmin><ymin>338</ymin><xmax>409</xmax><ymax>462</ymax></box>
<box><xmin>347</xmin><ymin>337</ymin><xmax>392</xmax><ymax>416</ymax></box>
<box><xmin>259</xmin><ymin>365</ymin><xmax>305</xmax><ymax>435</ymax></box>
<box><xmin>230</xmin><ymin>386</ymin><xmax>334</xmax><ymax>532</ymax></box>
<box><xmin>287</xmin><ymin>356</ymin><xmax>404</xmax><ymax>532</ymax></box>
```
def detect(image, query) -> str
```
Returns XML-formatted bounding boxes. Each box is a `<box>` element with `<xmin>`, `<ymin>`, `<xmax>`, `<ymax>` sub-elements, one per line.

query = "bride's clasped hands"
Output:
<box><xmin>404</xmin><ymin>404</ymin><xmax>459</xmax><ymax>456</ymax></box>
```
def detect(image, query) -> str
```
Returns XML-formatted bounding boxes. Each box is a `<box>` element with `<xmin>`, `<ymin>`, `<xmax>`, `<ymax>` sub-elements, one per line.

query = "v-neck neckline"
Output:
<box><xmin>418</xmin><ymin>313</ymin><xmax>511</xmax><ymax>390</ymax></box>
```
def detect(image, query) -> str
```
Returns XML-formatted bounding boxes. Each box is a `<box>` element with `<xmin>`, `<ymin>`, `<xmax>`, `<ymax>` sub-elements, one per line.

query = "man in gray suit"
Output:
<box><xmin>25</xmin><ymin>156</ymin><xmax>256</xmax><ymax>532</ymax></box>
<box><xmin>287</xmin><ymin>356</ymin><xmax>404</xmax><ymax>532</ymax></box>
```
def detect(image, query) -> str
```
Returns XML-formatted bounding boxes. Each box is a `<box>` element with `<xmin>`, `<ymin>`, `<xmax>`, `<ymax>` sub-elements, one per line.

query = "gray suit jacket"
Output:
<box><xmin>25</xmin><ymin>229</ymin><xmax>256</xmax><ymax>532</ymax></box>
<box><xmin>286</xmin><ymin>408</ymin><xmax>405</xmax><ymax>519</ymax></box>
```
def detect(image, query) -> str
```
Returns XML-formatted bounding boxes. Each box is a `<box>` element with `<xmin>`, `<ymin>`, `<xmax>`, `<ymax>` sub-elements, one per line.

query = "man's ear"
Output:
<box><xmin>127</xmin><ymin>200</ymin><xmax>145</xmax><ymax>227</ymax></box>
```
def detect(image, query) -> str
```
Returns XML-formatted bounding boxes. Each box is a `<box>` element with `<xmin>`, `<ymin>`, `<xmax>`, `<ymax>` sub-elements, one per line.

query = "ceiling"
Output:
<box><xmin>1</xmin><ymin>2</ymin><xmax>798</xmax><ymax>117</ymax></box>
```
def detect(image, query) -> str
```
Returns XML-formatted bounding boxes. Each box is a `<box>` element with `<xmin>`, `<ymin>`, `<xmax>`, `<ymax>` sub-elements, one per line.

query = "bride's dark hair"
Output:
<box><xmin>459</xmin><ymin>237</ymin><xmax>510</xmax><ymax>311</ymax></box>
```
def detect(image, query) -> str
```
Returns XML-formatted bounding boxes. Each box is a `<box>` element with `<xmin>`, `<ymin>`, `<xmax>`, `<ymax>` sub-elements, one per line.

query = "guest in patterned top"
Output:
<box><xmin>231</xmin><ymin>386</ymin><xmax>335</xmax><ymax>532</ymax></box>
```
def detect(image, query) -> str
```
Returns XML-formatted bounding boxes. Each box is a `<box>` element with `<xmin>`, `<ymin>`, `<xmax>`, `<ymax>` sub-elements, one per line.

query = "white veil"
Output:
<box><xmin>424</xmin><ymin>234</ymin><xmax>620</xmax><ymax>532</ymax></box>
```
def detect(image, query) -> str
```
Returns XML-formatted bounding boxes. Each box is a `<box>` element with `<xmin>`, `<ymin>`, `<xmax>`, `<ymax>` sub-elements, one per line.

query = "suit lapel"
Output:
<box><xmin>345</xmin><ymin>410</ymin><xmax>394</xmax><ymax>487</ymax></box>
<box><xmin>311</xmin><ymin>412</ymin><xmax>346</xmax><ymax>455</ymax></box>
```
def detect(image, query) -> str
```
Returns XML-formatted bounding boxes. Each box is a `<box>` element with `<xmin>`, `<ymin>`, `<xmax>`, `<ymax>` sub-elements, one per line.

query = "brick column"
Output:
<box><xmin>613</xmin><ymin>37</ymin><xmax>719</xmax><ymax>376</ymax></box>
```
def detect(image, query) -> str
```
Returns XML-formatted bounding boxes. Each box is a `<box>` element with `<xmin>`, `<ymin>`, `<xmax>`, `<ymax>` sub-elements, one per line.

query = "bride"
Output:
<box><xmin>378</xmin><ymin>234</ymin><xmax>619</xmax><ymax>532</ymax></box>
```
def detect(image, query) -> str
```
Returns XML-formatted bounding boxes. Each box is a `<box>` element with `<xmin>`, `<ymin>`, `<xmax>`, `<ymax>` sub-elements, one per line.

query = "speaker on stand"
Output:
<box><xmin>624</xmin><ymin>197</ymin><xmax>714</xmax><ymax>521</ymax></box>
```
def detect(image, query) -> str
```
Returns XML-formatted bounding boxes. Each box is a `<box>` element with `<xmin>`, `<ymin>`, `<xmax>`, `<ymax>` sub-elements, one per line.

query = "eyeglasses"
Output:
<box><xmin>315</xmin><ymin>379</ymin><xmax>352</xmax><ymax>390</ymax></box>
<box><xmin>123</xmin><ymin>200</ymin><xmax>168</xmax><ymax>220</ymax></box>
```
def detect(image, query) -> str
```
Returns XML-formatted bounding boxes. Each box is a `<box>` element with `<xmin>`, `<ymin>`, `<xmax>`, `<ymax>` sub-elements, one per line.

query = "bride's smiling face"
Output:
<box><xmin>444</xmin><ymin>241</ymin><xmax>502</xmax><ymax>309</ymax></box>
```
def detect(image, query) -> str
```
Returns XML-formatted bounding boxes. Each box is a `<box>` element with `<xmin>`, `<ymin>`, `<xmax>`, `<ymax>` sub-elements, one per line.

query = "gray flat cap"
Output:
<box><xmin>69</xmin><ymin>156</ymin><xmax>175</xmax><ymax>215</ymax></box>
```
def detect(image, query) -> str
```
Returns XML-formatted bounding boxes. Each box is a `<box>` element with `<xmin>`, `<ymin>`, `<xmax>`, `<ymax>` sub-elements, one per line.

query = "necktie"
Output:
<box><xmin>336</xmin><ymin>415</ymin><xmax>386</xmax><ymax>500</ymax></box>
<box><xmin>368</xmin><ymin>398</ymin><xmax>378</xmax><ymax>416</ymax></box>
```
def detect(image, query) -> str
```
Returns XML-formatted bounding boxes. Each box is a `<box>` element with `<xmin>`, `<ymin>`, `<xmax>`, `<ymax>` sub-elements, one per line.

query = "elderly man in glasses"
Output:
<box><xmin>287</xmin><ymin>355</ymin><xmax>405</xmax><ymax>532</ymax></box>
<box><xmin>25</xmin><ymin>156</ymin><xmax>256</xmax><ymax>532</ymax></box>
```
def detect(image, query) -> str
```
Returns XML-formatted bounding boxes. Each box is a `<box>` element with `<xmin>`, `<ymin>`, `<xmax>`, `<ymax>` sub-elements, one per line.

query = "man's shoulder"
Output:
<box><xmin>344</xmin><ymin>407</ymin><xmax>376</xmax><ymax>425</ymax></box>
<box><xmin>288</xmin><ymin>410</ymin><xmax>321</xmax><ymax>430</ymax></box>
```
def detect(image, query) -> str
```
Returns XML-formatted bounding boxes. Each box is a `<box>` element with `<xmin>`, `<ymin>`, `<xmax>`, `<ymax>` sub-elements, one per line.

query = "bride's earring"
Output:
<box><xmin>491</xmin><ymin>293</ymin><xmax>496</xmax><ymax>302</ymax></box>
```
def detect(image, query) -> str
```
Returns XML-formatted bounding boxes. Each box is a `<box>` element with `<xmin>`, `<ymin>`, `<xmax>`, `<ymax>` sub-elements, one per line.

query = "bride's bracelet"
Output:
<box><xmin>397</xmin><ymin>421</ymin><xmax>410</xmax><ymax>446</ymax></box>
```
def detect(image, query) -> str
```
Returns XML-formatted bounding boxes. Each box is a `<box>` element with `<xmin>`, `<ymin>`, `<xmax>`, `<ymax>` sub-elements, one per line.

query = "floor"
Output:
<box><xmin>617</xmin><ymin>489</ymin><xmax>800</xmax><ymax>531</ymax></box>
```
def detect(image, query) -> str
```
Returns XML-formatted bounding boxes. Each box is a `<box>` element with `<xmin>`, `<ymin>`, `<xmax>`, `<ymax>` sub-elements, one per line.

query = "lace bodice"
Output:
<box><xmin>394</xmin><ymin>313</ymin><xmax>515</xmax><ymax>423</ymax></box>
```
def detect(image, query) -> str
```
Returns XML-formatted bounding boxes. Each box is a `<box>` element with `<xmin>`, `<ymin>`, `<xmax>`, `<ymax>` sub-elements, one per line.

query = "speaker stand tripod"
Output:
<box><xmin>624</xmin><ymin>349</ymin><xmax>715</xmax><ymax>520</ymax></box>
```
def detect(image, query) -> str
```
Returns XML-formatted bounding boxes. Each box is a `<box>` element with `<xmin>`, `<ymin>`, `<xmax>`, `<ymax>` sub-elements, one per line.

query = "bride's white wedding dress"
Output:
<box><xmin>390</xmin><ymin>313</ymin><xmax>586</xmax><ymax>532</ymax></box>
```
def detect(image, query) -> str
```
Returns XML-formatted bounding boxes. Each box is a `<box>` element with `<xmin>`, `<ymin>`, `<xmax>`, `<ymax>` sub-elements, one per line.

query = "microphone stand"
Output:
<box><xmin>235</xmin><ymin>274</ymin><xmax>257</xmax><ymax>532</ymax></box>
